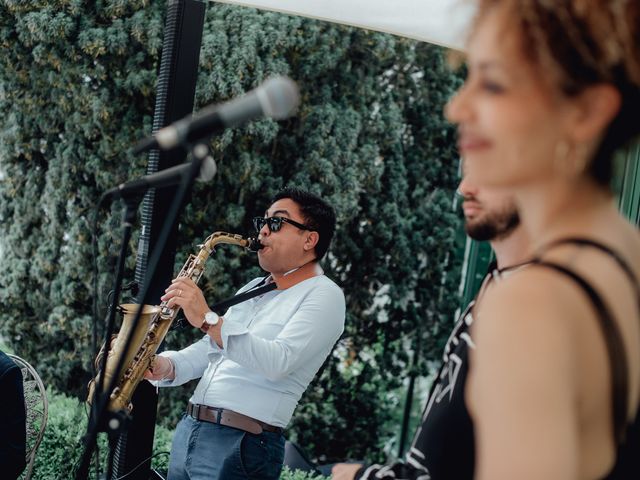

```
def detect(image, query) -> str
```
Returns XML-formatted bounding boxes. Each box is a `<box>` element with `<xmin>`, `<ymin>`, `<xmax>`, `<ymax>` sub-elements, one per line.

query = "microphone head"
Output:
<box><xmin>257</xmin><ymin>76</ymin><xmax>300</xmax><ymax>120</ymax></box>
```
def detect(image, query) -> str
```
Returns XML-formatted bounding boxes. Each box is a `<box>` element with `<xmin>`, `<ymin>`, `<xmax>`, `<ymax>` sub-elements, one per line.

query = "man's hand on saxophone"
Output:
<box><xmin>162</xmin><ymin>277</ymin><xmax>209</xmax><ymax>325</ymax></box>
<box><xmin>145</xmin><ymin>276</ymin><xmax>225</xmax><ymax>382</ymax></box>
<box><xmin>161</xmin><ymin>277</ymin><xmax>224</xmax><ymax>347</ymax></box>
<box><xmin>143</xmin><ymin>355</ymin><xmax>175</xmax><ymax>381</ymax></box>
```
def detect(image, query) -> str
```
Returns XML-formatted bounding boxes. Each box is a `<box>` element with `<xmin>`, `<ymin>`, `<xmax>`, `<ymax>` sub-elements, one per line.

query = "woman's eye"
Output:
<box><xmin>481</xmin><ymin>81</ymin><xmax>505</xmax><ymax>94</ymax></box>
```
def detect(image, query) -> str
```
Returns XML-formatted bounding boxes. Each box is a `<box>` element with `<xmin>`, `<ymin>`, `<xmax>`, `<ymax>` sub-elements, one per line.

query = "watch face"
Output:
<box><xmin>204</xmin><ymin>312</ymin><xmax>219</xmax><ymax>326</ymax></box>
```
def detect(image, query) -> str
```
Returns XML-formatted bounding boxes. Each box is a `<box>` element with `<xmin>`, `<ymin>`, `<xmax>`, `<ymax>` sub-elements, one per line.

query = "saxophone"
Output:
<box><xmin>87</xmin><ymin>231</ymin><xmax>260</xmax><ymax>413</ymax></box>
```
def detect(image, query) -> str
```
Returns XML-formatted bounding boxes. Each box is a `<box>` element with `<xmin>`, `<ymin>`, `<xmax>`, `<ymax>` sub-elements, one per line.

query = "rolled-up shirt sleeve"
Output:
<box><xmin>220</xmin><ymin>281</ymin><xmax>345</xmax><ymax>381</ymax></box>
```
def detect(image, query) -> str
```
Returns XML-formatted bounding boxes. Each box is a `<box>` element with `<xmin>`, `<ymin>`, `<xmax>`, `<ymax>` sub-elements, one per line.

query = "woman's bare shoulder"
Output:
<box><xmin>474</xmin><ymin>266</ymin><xmax>592</xmax><ymax>345</ymax></box>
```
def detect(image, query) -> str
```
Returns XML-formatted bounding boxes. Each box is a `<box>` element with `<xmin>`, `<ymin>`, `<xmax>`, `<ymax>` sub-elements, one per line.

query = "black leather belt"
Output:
<box><xmin>186</xmin><ymin>402</ymin><xmax>283</xmax><ymax>435</ymax></box>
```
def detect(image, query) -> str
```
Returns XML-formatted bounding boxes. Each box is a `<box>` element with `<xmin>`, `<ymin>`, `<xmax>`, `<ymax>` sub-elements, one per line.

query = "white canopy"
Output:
<box><xmin>213</xmin><ymin>0</ymin><xmax>475</xmax><ymax>50</ymax></box>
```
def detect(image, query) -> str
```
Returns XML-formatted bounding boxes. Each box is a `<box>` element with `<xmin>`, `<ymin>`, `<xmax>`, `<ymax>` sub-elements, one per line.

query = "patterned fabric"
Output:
<box><xmin>356</xmin><ymin>265</ymin><xmax>521</xmax><ymax>480</ymax></box>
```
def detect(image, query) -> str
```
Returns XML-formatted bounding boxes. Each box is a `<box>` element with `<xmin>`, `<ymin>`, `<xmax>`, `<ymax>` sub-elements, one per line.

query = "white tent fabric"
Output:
<box><xmin>213</xmin><ymin>0</ymin><xmax>475</xmax><ymax>50</ymax></box>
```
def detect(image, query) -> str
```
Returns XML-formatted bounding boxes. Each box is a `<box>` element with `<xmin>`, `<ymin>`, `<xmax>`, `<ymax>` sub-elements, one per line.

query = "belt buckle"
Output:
<box><xmin>191</xmin><ymin>403</ymin><xmax>201</xmax><ymax>419</ymax></box>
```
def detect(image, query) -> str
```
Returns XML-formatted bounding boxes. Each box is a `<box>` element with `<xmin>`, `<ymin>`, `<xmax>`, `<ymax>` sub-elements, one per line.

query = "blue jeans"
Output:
<box><xmin>168</xmin><ymin>414</ymin><xmax>285</xmax><ymax>480</ymax></box>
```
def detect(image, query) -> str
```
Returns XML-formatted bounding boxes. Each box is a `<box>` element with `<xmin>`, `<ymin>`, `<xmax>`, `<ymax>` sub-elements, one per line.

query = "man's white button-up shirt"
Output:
<box><xmin>155</xmin><ymin>274</ymin><xmax>345</xmax><ymax>427</ymax></box>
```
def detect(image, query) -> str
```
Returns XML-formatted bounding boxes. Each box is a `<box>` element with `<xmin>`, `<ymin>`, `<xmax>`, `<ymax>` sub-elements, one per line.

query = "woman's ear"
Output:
<box><xmin>568</xmin><ymin>84</ymin><xmax>621</xmax><ymax>144</ymax></box>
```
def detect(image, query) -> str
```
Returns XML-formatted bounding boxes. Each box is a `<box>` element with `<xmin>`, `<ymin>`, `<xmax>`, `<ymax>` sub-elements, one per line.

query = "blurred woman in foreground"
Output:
<box><xmin>445</xmin><ymin>1</ymin><xmax>640</xmax><ymax>479</ymax></box>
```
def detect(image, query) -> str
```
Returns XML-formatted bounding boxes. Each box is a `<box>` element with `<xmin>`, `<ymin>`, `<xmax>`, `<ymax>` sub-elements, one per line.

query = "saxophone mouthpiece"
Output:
<box><xmin>247</xmin><ymin>237</ymin><xmax>263</xmax><ymax>252</ymax></box>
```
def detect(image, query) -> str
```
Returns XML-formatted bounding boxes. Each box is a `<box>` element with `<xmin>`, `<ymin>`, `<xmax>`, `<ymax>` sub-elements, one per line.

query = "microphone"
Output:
<box><xmin>105</xmin><ymin>155</ymin><xmax>217</xmax><ymax>199</ymax></box>
<box><xmin>133</xmin><ymin>76</ymin><xmax>300</xmax><ymax>154</ymax></box>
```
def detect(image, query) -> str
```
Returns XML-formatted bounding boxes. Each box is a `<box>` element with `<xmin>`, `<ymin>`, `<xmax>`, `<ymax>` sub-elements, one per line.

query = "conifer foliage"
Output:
<box><xmin>0</xmin><ymin>1</ymin><xmax>462</xmax><ymax>463</ymax></box>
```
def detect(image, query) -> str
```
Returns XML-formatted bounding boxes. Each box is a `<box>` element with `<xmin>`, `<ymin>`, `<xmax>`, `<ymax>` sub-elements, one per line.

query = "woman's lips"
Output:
<box><xmin>457</xmin><ymin>136</ymin><xmax>492</xmax><ymax>153</ymax></box>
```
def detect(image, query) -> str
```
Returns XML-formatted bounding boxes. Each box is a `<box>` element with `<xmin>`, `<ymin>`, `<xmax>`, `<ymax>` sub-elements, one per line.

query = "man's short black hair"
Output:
<box><xmin>271</xmin><ymin>187</ymin><xmax>336</xmax><ymax>261</ymax></box>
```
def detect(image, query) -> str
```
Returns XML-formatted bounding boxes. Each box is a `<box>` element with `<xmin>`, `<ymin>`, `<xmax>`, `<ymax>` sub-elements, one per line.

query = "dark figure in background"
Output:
<box><xmin>0</xmin><ymin>349</ymin><xmax>26</xmax><ymax>480</ymax></box>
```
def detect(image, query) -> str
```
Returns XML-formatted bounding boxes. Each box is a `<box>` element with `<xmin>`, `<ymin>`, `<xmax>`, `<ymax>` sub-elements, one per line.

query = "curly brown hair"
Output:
<box><xmin>473</xmin><ymin>0</ymin><xmax>640</xmax><ymax>186</ymax></box>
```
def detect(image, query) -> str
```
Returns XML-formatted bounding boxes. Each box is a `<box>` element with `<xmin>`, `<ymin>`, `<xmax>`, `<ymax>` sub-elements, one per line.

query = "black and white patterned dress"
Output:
<box><xmin>356</xmin><ymin>264</ymin><xmax>512</xmax><ymax>480</ymax></box>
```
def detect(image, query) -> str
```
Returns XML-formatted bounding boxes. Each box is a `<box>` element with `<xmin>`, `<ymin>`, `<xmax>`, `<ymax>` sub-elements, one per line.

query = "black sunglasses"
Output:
<box><xmin>252</xmin><ymin>216</ymin><xmax>311</xmax><ymax>233</ymax></box>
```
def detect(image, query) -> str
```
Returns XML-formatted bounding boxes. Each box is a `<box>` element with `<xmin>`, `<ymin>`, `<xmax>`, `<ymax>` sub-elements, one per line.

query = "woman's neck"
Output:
<box><xmin>515</xmin><ymin>175</ymin><xmax>616</xmax><ymax>251</ymax></box>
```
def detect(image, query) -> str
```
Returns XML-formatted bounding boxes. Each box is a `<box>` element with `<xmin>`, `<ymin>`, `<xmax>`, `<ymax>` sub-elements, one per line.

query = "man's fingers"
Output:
<box><xmin>170</xmin><ymin>277</ymin><xmax>197</xmax><ymax>287</ymax></box>
<box><xmin>166</xmin><ymin>296</ymin><xmax>183</xmax><ymax>309</ymax></box>
<box><xmin>161</xmin><ymin>287</ymin><xmax>185</xmax><ymax>302</ymax></box>
<box><xmin>162</xmin><ymin>278</ymin><xmax>207</xmax><ymax>328</ymax></box>
<box><xmin>145</xmin><ymin>357</ymin><xmax>170</xmax><ymax>380</ymax></box>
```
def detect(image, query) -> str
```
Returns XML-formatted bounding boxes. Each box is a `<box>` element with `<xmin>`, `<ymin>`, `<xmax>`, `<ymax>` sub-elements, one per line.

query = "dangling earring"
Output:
<box><xmin>554</xmin><ymin>140</ymin><xmax>588</xmax><ymax>176</ymax></box>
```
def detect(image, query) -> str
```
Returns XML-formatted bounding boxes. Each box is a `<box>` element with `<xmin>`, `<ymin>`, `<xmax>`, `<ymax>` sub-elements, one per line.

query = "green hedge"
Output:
<box><xmin>1</xmin><ymin>0</ymin><xmax>463</xmax><ymax>465</ymax></box>
<box><xmin>29</xmin><ymin>389</ymin><xmax>324</xmax><ymax>479</ymax></box>
<box><xmin>30</xmin><ymin>389</ymin><xmax>171</xmax><ymax>479</ymax></box>
<box><xmin>281</xmin><ymin>467</ymin><xmax>327</xmax><ymax>480</ymax></box>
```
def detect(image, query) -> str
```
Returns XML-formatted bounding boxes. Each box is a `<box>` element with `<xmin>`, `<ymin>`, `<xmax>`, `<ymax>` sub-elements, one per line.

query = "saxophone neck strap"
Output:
<box><xmin>273</xmin><ymin>261</ymin><xmax>323</xmax><ymax>290</ymax></box>
<box><xmin>210</xmin><ymin>261</ymin><xmax>322</xmax><ymax>314</ymax></box>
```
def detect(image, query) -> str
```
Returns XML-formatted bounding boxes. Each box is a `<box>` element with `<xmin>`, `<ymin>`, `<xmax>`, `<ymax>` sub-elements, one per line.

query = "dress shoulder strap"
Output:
<box><xmin>536</xmin><ymin>237</ymin><xmax>640</xmax><ymax>298</ymax></box>
<box><xmin>529</xmin><ymin>259</ymin><xmax>629</xmax><ymax>444</ymax></box>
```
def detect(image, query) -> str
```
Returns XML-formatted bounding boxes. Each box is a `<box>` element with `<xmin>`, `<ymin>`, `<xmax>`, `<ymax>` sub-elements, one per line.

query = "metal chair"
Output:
<box><xmin>7</xmin><ymin>354</ymin><xmax>48</xmax><ymax>480</ymax></box>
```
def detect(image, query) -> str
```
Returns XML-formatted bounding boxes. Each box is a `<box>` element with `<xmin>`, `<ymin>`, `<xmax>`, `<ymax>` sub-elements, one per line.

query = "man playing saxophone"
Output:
<box><xmin>145</xmin><ymin>187</ymin><xmax>345</xmax><ymax>480</ymax></box>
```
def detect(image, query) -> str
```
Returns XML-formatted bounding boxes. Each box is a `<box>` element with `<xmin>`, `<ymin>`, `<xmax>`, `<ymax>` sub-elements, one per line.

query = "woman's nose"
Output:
<box><xmin>444</xmin><ymin>82</ymin><xmax>472</xmax><ymax>124</ymax></box>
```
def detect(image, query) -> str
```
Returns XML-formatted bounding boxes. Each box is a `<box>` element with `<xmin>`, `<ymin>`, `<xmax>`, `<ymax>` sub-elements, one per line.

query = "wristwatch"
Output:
<box><xmin>200</xmin><ymin>311</ymin><xmax>220</xmax><ymax>334</ymax></box>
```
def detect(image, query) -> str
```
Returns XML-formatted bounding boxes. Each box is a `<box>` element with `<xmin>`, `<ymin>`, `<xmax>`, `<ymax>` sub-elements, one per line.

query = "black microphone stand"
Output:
<box><xmin>77</xmin><ymin>142</ymin><xmax>213</xmax><ymax>480</ymax></box>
